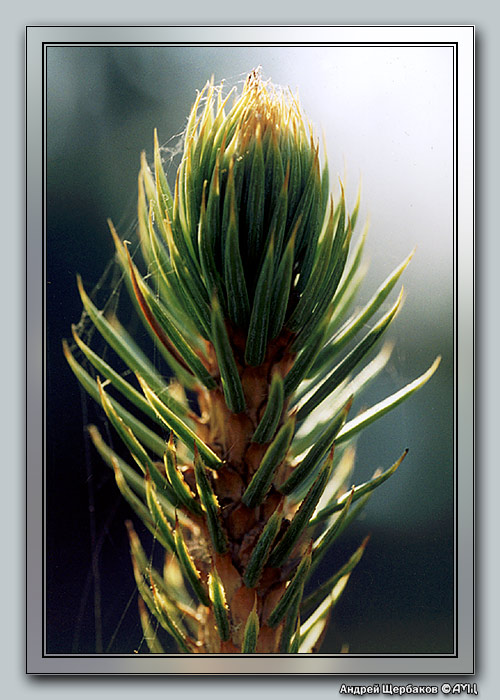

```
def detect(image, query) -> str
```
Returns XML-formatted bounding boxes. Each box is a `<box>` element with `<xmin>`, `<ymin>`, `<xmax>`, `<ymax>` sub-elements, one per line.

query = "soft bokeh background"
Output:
<box><xmin>46</xmin><ymin>46</ymin><xmax>454</xmax><ymax>655</ymax></box>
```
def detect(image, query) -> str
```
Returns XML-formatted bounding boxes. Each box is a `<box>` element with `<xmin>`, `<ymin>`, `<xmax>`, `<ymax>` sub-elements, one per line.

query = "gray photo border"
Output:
<box><xmin>26</xmin><ymin>24</ymin><xmax>475</xmax><ymax>675</ymax></box>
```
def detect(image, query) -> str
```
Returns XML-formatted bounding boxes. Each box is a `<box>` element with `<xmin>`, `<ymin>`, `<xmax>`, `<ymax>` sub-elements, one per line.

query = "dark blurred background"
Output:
<box><xmin>46</xmin><ymin>46</ymin><xmax>454</xmax><ymax>655</ymax></box>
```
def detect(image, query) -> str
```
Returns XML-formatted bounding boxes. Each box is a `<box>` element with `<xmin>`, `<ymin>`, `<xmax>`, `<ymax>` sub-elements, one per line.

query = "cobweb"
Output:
<box><xmin>68</xmin><ymin>133</ymin><xmax>191</xmax><ymax>655</ymax></box>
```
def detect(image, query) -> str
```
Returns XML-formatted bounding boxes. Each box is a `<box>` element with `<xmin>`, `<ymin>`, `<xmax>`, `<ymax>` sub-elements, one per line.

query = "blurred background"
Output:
<box><xmin>46</xmin><ymin>45</ymin><xmax>454</xmax><ymax>655</ymax></box>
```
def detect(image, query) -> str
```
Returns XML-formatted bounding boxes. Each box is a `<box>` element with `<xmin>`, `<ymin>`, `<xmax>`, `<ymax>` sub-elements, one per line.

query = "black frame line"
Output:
<box><xmin>30</xmin><ymin>31</ymin><xmax>471</xmax><ymax>673</ymax></box>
